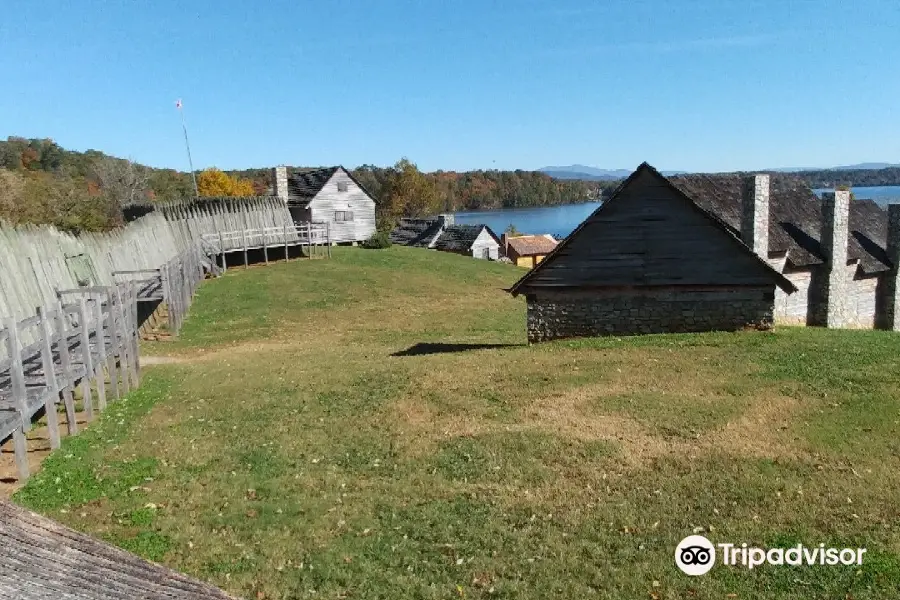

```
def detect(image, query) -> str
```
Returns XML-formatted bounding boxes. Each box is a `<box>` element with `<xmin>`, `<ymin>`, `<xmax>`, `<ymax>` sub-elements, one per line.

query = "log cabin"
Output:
<box><xmin>272</xmin><ymin>166</ymin><xmax>376</xmax><ymax>244</ymax></box>
<box><xmin>509</xmin><ymin>162</ymin><xmax>900</xmax><ymax>342</ymax></box>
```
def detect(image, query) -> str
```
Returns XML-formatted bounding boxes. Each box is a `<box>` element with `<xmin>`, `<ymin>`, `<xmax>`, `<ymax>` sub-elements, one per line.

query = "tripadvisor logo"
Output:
<box><xmin>675</xmin><ymin>535</ymin><xmax>867</xmax><ymax>576</ymax></box>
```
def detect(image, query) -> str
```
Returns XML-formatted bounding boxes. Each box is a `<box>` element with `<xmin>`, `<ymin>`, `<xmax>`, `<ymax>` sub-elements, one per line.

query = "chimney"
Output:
<box><xmin>437</xmin><ymin>213</ymin><xmax>455</xmax><ymax>226</ymax></box>
<box><xmin>501</xmin><ymin>233</ymin><xmax>508</xmax><ymax>256</ymax></box>
<box><xmin>820</xmin><ymin>190</ymin><xmax>851</xmax><ymax>328</ymax></box>
<box><xmin>741</xmin><ymin>174</ymin><xmax>769</xmax><ymax>258</ymax></box>
<box><xmin>881</xmin><ymin>204</ymin><xmax>900</xmax><ymax>330</ymax></box>
<box><xmin>273</xmin><ymin>165</ymin><xmax>289</xmax><ymax>202</ymax></box>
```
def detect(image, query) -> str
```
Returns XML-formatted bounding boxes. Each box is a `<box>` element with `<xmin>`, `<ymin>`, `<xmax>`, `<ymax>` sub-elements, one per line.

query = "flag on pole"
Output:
<box><xmin>175</xmin><ymin>99</ymin><xmax>182</xmax><ymax>109</ymax></box>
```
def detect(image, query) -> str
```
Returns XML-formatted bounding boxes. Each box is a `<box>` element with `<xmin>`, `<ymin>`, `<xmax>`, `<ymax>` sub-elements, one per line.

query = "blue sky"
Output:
<box><xmin>2</xmin><ymin>0</ymin><xmax>899</xmax><ymax>173</ymax></box>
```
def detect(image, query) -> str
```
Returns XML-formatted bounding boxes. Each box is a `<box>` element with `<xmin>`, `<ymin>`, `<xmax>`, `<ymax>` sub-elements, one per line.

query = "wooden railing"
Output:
<box><xmin>200</xmin><ymin>222</ymin><xmax>331</xmax><ymax>269</ymax></box>
<box><xmin>112</xmin><ymin>246</ymin><xmax>205</xmax><ymax>335</ymax></box>
<box><xmin>0</xmin><ymin>283</ymin><xmax>139</xmax><ymax>480</ymax></box>
<box><xmin>0</xmin><ymin>244</ymin><xmax>210</xmax><ymax>481</ymax></box>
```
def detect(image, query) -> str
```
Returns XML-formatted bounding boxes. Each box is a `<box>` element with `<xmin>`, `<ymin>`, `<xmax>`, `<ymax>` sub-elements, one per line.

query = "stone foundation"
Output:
<box><xmin>526</xmin><ymin>287</ymin><xmax>775</xmax><ymax>343</ymax></box>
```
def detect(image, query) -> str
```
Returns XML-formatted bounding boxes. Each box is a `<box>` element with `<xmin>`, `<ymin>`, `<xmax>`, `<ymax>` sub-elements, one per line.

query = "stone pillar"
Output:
<box><xmin>821</xmin><ymin>191</ymin><xmax>851</xmax><ymax>328</ymax></box>
<box><xmin>273</xmin><ymin>165</ymin><xmax>289</xmax><ymax>202</ymax></box>
<box><xmin>741</xmin><ymin>174</ymin><xmax>769</xmax><ymax>257</ymax></box>
<box><xmin>881</xmin><ymin>204</ymin><xmax>900</xmax><ymax>330</ymax></box>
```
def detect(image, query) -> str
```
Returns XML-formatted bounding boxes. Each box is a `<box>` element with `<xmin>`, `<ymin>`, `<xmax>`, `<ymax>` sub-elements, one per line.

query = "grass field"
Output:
<box><xmin>15</xmin><ymin>247</ymin><xmax>900</xmax><ymax>599</ymax></box>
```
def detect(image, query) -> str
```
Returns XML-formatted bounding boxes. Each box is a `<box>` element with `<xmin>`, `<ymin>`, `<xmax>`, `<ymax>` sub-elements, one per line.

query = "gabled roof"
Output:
<box><xmin>669</xmin><ymin>173</ymin><xmax>891</xmax><ymax>274</ymax></box>
<box><xmin>509</xmin><ymin>163</ymin><xmax>797</xmax><ymax>296</ymax></box>
<box><xmin>279</xmin><ymin>166</ymin><xmax>377</xmax><ymax>206</ymax></box>
<box><xmin>390</xmin><ymin>218</ymin><xmax>443</xmax><ymax>247</ymax></box>
<box><xmin>434</xmin><ymin>224</ymin><xmax>500</xmax><ymax>252</ymax></box>
<box><xmin>287</xmin><ymin>166</ymin><xmax>339</xmax><ymax>201</ymax></box>
<box><xmin>507</xmin><ymin>235</ymin><xmax>558</xmax><ymax>257</ymax></box>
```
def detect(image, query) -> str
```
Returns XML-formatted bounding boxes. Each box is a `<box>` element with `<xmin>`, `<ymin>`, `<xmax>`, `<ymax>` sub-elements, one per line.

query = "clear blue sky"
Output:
<box><xmin>2</xmin><ymin>0</ymin><xmax>899</xmax><ymax>173</ymax></box>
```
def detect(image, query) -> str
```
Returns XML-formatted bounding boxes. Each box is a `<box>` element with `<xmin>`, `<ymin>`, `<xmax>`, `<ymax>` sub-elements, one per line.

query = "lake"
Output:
<box><xmin>454</xmin><ymin>186</ymin><xmax>900</xmax><ymax>238</ymax></box>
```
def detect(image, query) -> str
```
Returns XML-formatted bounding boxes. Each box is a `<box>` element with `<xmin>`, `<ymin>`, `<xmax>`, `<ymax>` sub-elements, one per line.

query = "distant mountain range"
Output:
<box><xmin>540</xmin><ymin>163</ymin><xmax>900</xmax><ymax>181</ymax></box>
<box><xmin>539</xmin><ymin>165</ymin><xmax>686</xmax><ymax>181</ymax></box>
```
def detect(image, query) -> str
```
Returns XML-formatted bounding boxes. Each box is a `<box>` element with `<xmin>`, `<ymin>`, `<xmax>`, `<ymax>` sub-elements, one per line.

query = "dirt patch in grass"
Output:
<box><xmin>391</xmin><ymin>392</ymin><xmax>802</xmax><ymax>469</ymax></box>
<box><xmin>0</xmin><ymin>408</ymin><xmax>91</xmax><ymax>499</ymax></box>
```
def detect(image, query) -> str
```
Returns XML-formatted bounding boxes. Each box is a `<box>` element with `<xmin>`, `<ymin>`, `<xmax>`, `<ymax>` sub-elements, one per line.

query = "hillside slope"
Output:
<box><xmin>14</xmin><ymin>247</ymin><xmax>900</xmax><ymax>599</ymax></box>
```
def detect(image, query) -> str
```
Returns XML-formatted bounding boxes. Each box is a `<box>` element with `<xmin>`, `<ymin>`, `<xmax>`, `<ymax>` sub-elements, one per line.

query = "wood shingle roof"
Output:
<box><xmin>389</xmin><ymin>218</ymin><xmax>443</xmax><ymax>247</ymax></box>
<box><xmin>669</xmin><ymin>172</ymin><xmax>891</xmax><ymax>274</ymax></box>
<box><xmin>506</xmin><ymin>235</ymin><xmax>558</xmax><ymax>256</ymax></box>
<box><xmin>433</xmin><ymin>225</ymin><xmax>498</xmax><ymax>252</ymax></box>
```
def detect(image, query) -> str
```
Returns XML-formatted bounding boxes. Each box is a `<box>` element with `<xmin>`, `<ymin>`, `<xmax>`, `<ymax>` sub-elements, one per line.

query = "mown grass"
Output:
<box><xmin>15</xmin><ymin>246</ymin><xmax>900</xmax><ymax>599</ymax></box>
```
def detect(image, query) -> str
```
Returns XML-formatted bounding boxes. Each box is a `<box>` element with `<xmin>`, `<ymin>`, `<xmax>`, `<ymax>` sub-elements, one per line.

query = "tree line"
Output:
<box><xmin>0</xmin><ymin>137</ymin><xmax>612</xmax><ymax>231</ymax></box>
<box><xmin>790</xmin><ymin>167</ymin><xmax>900</xmax><ymax>189</ymax></box>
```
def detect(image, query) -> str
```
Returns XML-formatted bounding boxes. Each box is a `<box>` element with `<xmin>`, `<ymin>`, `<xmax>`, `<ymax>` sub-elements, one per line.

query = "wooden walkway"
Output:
<box><xmin>201</xmin><ymin>222</ymin><xmax>331</xmax><ymax>270</ymax></box>
<box><xmin>0</xmin><ymin>500</ymin><xmax>237</xmax><ymax>599</ymax></box>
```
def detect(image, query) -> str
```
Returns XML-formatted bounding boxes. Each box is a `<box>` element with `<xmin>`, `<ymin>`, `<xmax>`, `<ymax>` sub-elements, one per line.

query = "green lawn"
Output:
<box><xmin>15</xmin><ymin>247</ymin><xmax>900</xmax><ymax>599</ymax></box>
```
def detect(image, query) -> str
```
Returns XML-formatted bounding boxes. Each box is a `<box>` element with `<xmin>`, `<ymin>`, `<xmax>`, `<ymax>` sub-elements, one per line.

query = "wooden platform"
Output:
<box><xmin>0</xmin><ymin>500</ymin><xmax>236</xmax><ymax>599</ymax></box>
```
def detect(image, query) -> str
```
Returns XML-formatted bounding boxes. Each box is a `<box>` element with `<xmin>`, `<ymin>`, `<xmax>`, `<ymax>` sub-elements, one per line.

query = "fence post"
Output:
<box><xmin>161</xmin><ymin>263</ymin><xmax>174</xmax><ymax>334</ymax></box>
<box><xmin>327</xmin><ymin>222</ymin><xmax>332</xmax><ymax>258</ymax></box>
<box><xmin>52</xmin><ymin>305</ymin><xmax>79</xmax><ymax>435</ymax></box>
<box><xmin>103</xmin><ymin>292</ymin><xmax>120</xmax><ymax>402</ymax></box>
<box><xmin>263</xmin><ymin>228</ymin><xmax>269</xmax><ymax>265</ymax></box>
<box><xmin>284</xmin><ymin>222</ymin><xmax>290</xmax><ymax>261</ymax></box>
<box><xmin>219</xmin><ymin>231</ymin><xmax>227</xmax><ymax>272</ymax></box>
<box><xmin>242</xmin><ymin>228</ymin><xmax>248</xmax><ymax>269</ymax></box>
<box><xmin>112</xmin><ymin>287</ymin><xmax>131</xmax><ymax>394</ymax></box>
<box><xmin>307</xmin><ymin>223</ymin><xmax>312</xmax><ymax>259</ymax></box>
<box><xmin>76</xmin><ymin>298</ymin><xmax>95</xmax><ymax>422</ymax></box>
<box><xmin>92</xmin><ymin>296</ymin><xmax>108</xmax><ymax>411</ymax></box>
<box><xmin>4</xmin><ymin>318</ymin><xmax>30</xmax><ymax>479</ymax></box>
<box><xmin>36</xmin><ymin>308</ymin><xmax>63</xmax><ymax>449</ymax></box>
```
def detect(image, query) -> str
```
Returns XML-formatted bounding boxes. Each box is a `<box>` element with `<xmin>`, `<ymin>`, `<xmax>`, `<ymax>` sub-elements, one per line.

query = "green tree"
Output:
<box><xmin>377</xmin><ymin>158</ymin><xmax>440</xmax><ymax>228</ymax></box>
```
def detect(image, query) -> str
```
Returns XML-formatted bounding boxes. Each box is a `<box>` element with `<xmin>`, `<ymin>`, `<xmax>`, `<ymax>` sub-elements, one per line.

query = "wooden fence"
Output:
<box><xmin>1</xmin><ymin>196</ymin><xmax>328</xmax><ymax>479</ymax></box>
<box><xmin>201</xmin><ymin>222</ymin><xmax>331</xmax><ymax>269</ymax></box>
<box><xmin>0</xmin><ymin>282</ymin><xmax>139</xmax><ymax>480</ymax></box>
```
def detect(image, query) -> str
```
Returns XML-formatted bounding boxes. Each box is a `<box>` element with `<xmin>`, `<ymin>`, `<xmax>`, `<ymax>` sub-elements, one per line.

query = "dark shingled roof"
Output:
<box><xmin>669</xmin><ymin>173</ymin><xmax>891</xmax><ymax>274</ymax></box>
<box><xmin>434</xmin><ymin>224</ymin><xmax>498</xmax><ymax>252</ymax></box>
<box><xmin>287</xmin><ymin>166</ymin><xmax>340</xmax><ymax>203</ymax></box>
<box><xmin>390</xmin><ymin>218</ymin><xmax>443</xmax><ymax>247</ymax></box>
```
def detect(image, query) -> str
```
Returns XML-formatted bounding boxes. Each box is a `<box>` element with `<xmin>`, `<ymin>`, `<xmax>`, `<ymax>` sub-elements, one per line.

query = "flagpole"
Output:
<box><xmin>177</xmin><ymin>100</ymin><xmax>199</xmax><ymax>196</ymax></box>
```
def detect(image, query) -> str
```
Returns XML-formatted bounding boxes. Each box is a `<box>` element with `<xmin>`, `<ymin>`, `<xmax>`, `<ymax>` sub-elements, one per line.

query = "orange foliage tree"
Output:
<box><xmin>196</xmin><ymin>168</ymin><xmax>255</xmax><ymax>197</ymax></box>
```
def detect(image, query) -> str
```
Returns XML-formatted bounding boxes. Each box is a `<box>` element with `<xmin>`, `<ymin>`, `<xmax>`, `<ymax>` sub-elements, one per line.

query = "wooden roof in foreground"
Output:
<box><xmin>0</xmin><ymin>501</ymin><xmax>237</xmax><ymax>600</ymax></box>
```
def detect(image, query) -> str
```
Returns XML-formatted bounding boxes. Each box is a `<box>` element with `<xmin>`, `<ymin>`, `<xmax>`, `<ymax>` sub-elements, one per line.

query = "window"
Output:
<box><xmin>337</xmin><ymin>181</ymin><xmax>349</xmax><ymax>192</ymax></box>
<box><xmin>334</xmin><ymin>210</ymin><xmax>354</xmax><ymax>222</ymax></box>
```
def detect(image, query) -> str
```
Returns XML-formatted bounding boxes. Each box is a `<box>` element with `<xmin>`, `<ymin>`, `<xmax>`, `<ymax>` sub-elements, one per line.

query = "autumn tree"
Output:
<box><xmin>377</xmin><ymin>158</ymin><xmax>440</xmax><ymax>228</ymax></box>
<box><xmin>196</xmin><ymin>168</ymin><xmax>255</xmax><ymax>197</ymax></box>
<box><xmin>92</xmin><ymin>157</ymin><xmax>149</xmax><ymax>206</ymax></box>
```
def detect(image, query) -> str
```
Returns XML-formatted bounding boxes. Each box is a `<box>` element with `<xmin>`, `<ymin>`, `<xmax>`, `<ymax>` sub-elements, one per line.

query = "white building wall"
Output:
<box><xmin>308</xmin><ymin>169</ymin><xmax>377</xmax><ymax>243</ymax></box>
<box><xmin>470</xmin><ymin>229</ymin><xmax>500</xmax><ymax>260</ymax></box>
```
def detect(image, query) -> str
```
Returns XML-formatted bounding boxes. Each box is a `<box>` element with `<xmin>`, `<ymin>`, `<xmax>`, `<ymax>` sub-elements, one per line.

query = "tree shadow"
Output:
<box><xmin>391</xmin><ymin>342</ymin><xmax>524</xmax><ymax>357</ymax></box>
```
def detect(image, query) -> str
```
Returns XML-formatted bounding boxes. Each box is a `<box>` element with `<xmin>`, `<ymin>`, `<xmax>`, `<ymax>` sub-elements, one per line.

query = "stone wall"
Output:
<box><xmin>526</xmin><ymin>287</ymin><xmax>775</xmax><ymax>343</ymax></box>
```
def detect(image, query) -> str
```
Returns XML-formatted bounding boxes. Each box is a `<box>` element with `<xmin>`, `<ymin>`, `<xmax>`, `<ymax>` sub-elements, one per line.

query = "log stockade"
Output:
<box><xmin>1</xmin><ymin>195</ymin><xmax>331</xmax><ymax>482</ymax></box>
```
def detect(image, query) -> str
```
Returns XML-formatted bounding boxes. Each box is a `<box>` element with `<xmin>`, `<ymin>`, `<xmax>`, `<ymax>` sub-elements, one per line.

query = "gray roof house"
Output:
<box><xmin>509</xmin><ymin>162</ymin><xmax>900</xmax><ymax>343</ymax></box>
<box><xmin>272</xmin><ymin>166</ymin><xmax>376</xmax><ymax>244</ymax></box>
<box><xmin>390</xmin><ymin>215</ymin><xmax>501</xmax><ymax>260</ymax></box>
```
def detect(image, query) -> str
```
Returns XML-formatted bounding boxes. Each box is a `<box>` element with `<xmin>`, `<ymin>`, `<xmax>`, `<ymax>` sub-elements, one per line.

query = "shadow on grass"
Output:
<box><xmin>391</xmin><ymin>342</ymin><xmax>524</xmax><ymax>357</ymax></box>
